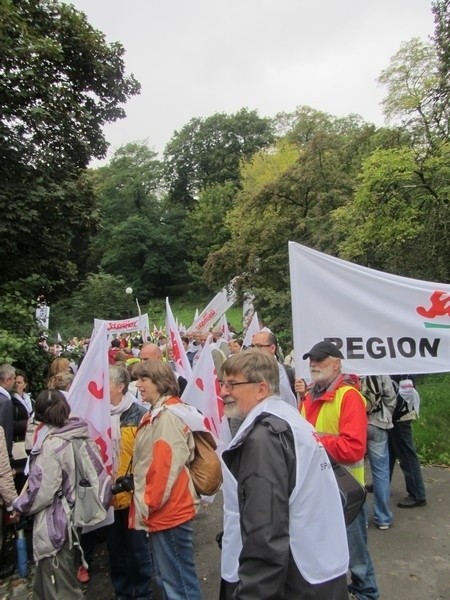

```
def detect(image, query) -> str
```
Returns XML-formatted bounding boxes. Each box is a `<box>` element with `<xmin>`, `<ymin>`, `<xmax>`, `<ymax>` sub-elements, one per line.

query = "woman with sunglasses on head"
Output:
<box><xmin>13</xmin><ymin>390</ymin><xmax>88</xmax><ymax>599</ymax></box>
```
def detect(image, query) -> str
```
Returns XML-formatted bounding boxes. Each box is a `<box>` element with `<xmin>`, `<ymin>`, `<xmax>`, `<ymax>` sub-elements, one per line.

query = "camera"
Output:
<box><xmin>111</xmin><ymin>474</ymin><xmax>134</xmax><ymax>494</ymax></box>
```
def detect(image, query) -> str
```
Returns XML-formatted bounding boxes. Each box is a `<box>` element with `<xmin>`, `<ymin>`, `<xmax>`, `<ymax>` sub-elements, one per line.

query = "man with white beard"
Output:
<box><xmin>295</xmin><ymin>341</ymin><xmax>379</xmax><ymax>600</ymax></box>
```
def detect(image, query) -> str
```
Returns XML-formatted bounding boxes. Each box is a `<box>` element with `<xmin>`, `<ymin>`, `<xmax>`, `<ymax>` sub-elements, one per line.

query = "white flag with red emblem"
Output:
<box><xmin>67</xmin><ymin>322</ymin><xmax>112</xmax><ymax>473</ymax></box>
<box><xmin>181</xmin><ymin>337</ymin><xmax>231</xmax><ymax>447</ymax></box>
<box><xmin>165</xmin><ymin>297</ymin><xmax>192</xmax><ymax>380</ymax></box>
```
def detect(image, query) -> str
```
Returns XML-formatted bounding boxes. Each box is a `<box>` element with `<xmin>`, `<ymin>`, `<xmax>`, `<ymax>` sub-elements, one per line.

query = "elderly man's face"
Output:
<box><xmin>309</xmin><ymin>356</ymin><xmax>341</xmax><ymax>385</ymax></box>
<box><xmin>219</xmin><ymin>374</ymin><xmax>266</xmax><ymax>420</ymax></box>
<box><xmin>2</xmin><ymin>372</ymin><xmax>15</xmax><ymax>391</ymax></box>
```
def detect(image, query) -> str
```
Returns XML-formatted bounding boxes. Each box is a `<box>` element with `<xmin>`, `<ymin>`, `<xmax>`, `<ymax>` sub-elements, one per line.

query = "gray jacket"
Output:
<box><xmin>13</xmin><ymin>417</ymin><xmax>90</xmax><ymax>562</ymax></box>
<box><xmin>362</xmin><ymin>375</ymin><xmax>396</xmax><ymax>430</ymax></box>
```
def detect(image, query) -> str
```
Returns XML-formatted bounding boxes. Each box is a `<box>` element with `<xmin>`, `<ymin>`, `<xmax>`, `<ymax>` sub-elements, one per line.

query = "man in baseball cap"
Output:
<box><xmin>296</xmin><ymin>343</ymin><xmax>379</xmax><ymax>600</ymax></box>
<box><xmin>302</xmin><ymin>341</ymin><xmax>344</xmax><ymax>361</ymax></box>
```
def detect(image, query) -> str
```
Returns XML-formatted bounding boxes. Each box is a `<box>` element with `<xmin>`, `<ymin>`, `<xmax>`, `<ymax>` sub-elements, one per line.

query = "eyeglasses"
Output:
<box><xmin>250</xmin><ymin>344</ymin><xmax>272</xmax><ymax>349</ymax></box>
<box><xmin>219</xmin><ymin>381</ymin><xmax>259</xmax><ymax>391</ymax></box>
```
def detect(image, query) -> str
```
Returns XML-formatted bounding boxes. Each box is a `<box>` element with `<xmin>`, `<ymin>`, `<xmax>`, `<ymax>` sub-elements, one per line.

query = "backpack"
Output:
<box><xmin>58</xmin><ymin>437</ymin><xmax>112</xmax><ymax>568</ymax></box>
<box><xmin>362</xmin><ymin>376</ymin><xmax>383</xmax><ymax>415</ymax></box>
<box><xmin>188</xmin><ymin>431</ymin><xmax>223</xmax><ymax>496</ymax></box>
<box><xmin>70</xmin><ymin>437</ymin><xmax>113</xmax><ymax>527</ymax></box>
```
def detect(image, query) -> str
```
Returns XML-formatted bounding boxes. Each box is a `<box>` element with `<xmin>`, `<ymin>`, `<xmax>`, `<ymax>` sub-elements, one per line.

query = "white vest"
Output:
<box><xmin>221</xmin><ymin>397</ymin><xmax>349</xmax><ymax>585</ymax></box>
<box><xmin>278</xmin><ymin>362</ymin><xmax>297</xmax><ymax>407</ymax></box>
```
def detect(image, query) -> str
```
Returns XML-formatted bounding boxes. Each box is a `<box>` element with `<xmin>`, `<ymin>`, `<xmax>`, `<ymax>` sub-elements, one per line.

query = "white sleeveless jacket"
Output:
<box><xmin>221</xmin><ymin>397</ymin><xmax>349</xmax><ymax>585</ymax></box>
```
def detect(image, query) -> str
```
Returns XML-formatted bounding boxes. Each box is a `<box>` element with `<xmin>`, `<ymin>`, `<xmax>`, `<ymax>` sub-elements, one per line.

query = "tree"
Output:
<box><xmin>204</xmin><ymin>111</ymin><xmax>392</xmax><ymax>339</ymax></box>
<box><xmin>0</xmin><ymin>0</ymin><xmax>140</xmax><ymax>297</ymax></box>
<box><xmin>378</xmin><ymin>38</ymin><xmax>447</xmax><ymax>149</ymax></box>
<box><xmin>338</xmin><ymin>23</ymin><xmax>450</xmax><ymax>282</ymax></box>
<box><xmin>0</xmin><ymin>291</ymin><xmax>50</xmax><ymax>395</ymax></box>
<box><xmin>88</xmin><ymin>142</ymin><xmax>188</xmax><ymax>298</ymax></box>
<box><xmin>333</xmin><ymin>144</ymin><xmax>450</xmax><ymax>281</ymax></box>
<box><xmin>432</xmin><ymin>0</ymin><xmax>450</xmax><ymax>101</ymax></box>
<box><xmin>0</xmin><ymin>0</ymin><xmax>140</xmax><ymax>180</ymax></box>
<box><xmin>164</xmin><ymin>109</ymin><xmax>275</xmax><ymax>208</ymax></box>
<box><xmin>184</xmin><ymin>182</ymin><xmax>238</xmax><ymax>281</ymax></box>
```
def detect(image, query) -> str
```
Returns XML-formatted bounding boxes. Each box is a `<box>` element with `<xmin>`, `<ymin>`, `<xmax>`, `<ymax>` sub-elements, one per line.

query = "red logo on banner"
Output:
<box><xmin>416</xmin><ymin>291</ymin><xmax>450</xmax><ymax>319</ymax></box>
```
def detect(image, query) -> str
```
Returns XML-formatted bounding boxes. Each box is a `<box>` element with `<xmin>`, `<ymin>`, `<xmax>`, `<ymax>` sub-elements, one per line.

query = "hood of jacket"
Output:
<box><xmin>31</xmin><ymin>416</ymin><xmax>90</xmax><ymax>456</ymax></box>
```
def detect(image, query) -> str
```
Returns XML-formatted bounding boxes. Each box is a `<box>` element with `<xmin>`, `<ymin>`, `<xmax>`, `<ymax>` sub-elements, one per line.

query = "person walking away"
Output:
<box><xmin>361</xmin><ymin>375</ymin><xmax>396</xmax><ymax>530</ymax></box>
<box><xmin>389</xmin><ymin>376</ymin><xmax>426</xmax><ymax>508</ymax></box>
<box><xmin>13</xmin><ymin>390</ymin><xmax>86</xmax><ymax>600</ymax></box>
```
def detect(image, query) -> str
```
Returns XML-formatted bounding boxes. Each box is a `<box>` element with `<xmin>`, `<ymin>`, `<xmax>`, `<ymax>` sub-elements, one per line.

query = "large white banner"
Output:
<box><xmin>289</xmin><ymin>242</ymin><xmax>450</xmax><ymax>378</ymax></box>
<box><xmin>187</xmin><ymin>284</ymin><xmax>236</xmax><ymax>333</ymax></box>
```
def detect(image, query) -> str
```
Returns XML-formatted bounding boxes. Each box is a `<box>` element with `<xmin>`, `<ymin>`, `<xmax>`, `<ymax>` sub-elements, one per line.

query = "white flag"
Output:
<box><xmin>165</xmin><ymin>297</ymin><xmax>192</xmax><ymax>380</ymax></box>
<box><xmin>187</xmin><ymin>284</ymin><xmax>236</xmax><ymax>333</ymax></box>
<box><xmin>243</xmin><ymin>311</ymin><xmax>261</xmax><ymax>348</ymax></box>
<box><xmin>67</xmin><ymin>322</ymin><xmax>112</xmax><ymax>473</ymax></box>
<box><xmin>182</xmin><ymin>338</ymin><xmax>231</xmax><ymax>447</ymax></box>
<box><xmin>289</xmin><ymin>241</ymin><xmax>450</xmax><ymax>378</ymax></box>
<box><xmin>217</xmin><ymin>314</ymin><xmax>232</xmax><ymax>341</ymax></box>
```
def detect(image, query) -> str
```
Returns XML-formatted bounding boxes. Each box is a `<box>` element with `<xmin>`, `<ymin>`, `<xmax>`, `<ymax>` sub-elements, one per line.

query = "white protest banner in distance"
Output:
<box><xmin>94</xmin><ymin>314</ymin><xmax>150</xmax><ymax>337</ymax></box>
<box><xmin>289</xmin><ymin>242</ymin><xmax>450</xmax><ymax>378</ymax></box>
<box><xmin>187</xmin><ymin>283</ymin><xmax>236</xmax><ymax>333</ymax></box>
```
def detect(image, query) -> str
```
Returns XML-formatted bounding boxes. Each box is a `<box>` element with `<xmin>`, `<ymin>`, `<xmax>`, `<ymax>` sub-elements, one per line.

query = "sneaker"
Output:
<box><xmin>397</xmin><ymin>496</ymin><xmax>427</xmax><ymax>508</ymax></box>
<box><xmin>76</xmin><ymin>565</ymin><xmax>90</xmax><ymax>584</ymax></box>
<box><xmin>376</xmin><ymin>523</ymin><xmax>390</xmax><ymax>530</ymax></box>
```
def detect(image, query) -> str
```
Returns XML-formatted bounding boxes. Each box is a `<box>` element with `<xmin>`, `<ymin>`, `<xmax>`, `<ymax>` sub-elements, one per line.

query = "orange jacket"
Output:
<box><xmin>129</xmin><ymin>396</ymin><xmax>198</xmax><ymax>532</ymax></box>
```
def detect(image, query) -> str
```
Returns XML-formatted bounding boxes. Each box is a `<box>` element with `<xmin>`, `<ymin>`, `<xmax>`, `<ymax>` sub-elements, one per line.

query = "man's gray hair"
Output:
<box><xmin>221</xmin><ymin>350</ymin><xmax>280</xmax><ymax>395</ymax></box>
<box><xmin>109</xmin><ymin>364</ymin><xmax>130</xmax><ymax>393</ymax></box>
<box><xmin>0</xmin><ymin>364</ymin><xmax>15</xmax><ymax>383</ymax></box>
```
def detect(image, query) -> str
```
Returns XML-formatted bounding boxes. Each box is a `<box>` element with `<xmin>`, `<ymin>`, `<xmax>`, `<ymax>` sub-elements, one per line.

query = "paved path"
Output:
<box><xmin>1</xmin><ymin>464</ymin><xmax>448</xmax><ymax>599</ymax></box>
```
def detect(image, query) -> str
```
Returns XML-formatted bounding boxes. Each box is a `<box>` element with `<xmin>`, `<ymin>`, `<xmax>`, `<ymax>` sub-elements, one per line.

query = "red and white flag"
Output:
<box><xmin>67</xmin><ymin>322</ymin><xmax>112</xmax><ymax>473</ymax></box>
<box><xmin>182</xmin><ymin>337</ymin><xmax>231</xmax><ymax>447</ymax></box>
<box><xmin>166</xmin><ymin>297</ymin><xmax>192</xmax><ymax>380</ymax></box>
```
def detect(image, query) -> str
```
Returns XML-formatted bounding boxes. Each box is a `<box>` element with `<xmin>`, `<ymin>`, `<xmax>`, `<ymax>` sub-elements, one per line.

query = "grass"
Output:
<box><xmin>414</xmin><ymin>373</ymin><xmax>450</xmax><ymax>466</ymax></box>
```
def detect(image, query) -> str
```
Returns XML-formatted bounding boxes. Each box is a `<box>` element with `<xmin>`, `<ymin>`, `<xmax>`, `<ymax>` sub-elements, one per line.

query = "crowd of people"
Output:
<box><xmin>0</xmin><ymin>324</ymin><xmax>428</xmax><ymax>599</ymax></box>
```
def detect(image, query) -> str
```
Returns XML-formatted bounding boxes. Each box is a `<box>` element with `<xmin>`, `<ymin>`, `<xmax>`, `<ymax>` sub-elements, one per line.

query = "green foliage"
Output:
<box><xmin>414</xmin><ymin>373</ymin><xmax>450</xmax><ymax>465</ymax></box>
<box><xmin>0</xmin><ymin>0</ymin><xmax>140</xmax><ymax>179</ymax></box>
<box><xmin>184</xmin><ymin>182</ymin><xmax>238</xmax><ymax>281</ymax></box>
<box><xmin>0</xmin><ymin>291</ymin><xmax>49</xmax><ymax>395</ymax></box>
<box><xmin>204</xmin><ymin>113</ymin><xmax>383</xmax><ymax>336</ymax></box>
<box><xmin>0</xmin><ymin>0</ymin><xmax>140</xmax><ymax>297</ymax></box>
<box><xmin>164</xmin><ymin>108</ymin><xmax>275</xmax><ymax>208</ymax></box>
<box><xmin>89</xmin><ymin>142</ymin><xmax>188</xmax><ymax>297</ymax></box>
<box><xmin>0</xmin><ymin>173</ymin><xmax>99</xmax><ymax>296</ymax></box>
<box><xmin>51</xmin><ymin>272</ymin><xmax>134</xmax><ymax>336</ymax></box>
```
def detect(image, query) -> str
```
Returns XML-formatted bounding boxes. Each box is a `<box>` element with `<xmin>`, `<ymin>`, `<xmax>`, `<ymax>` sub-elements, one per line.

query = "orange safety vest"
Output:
<box><xmin>301</xmin><ymin>385</ymin><xmax>366</xmax><ymax>485</ymax></box>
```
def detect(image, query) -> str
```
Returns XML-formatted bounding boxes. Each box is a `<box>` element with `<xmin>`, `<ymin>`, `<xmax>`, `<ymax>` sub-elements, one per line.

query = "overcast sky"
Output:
<box><xmin>68</xmin><ymin>0</ymin><xmax>435</xmax><ymax>162</ymax></box>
